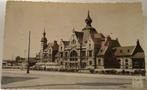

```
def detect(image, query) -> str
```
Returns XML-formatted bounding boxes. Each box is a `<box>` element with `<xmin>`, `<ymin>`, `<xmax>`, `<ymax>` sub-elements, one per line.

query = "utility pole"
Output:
<box><xmin>27</xmin><ymin>31</ymin><xmax>31</xmax><ymax>74</ymax></box>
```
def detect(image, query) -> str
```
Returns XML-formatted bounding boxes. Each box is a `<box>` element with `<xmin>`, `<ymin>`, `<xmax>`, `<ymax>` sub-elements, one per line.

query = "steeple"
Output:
<box><xmin>43</xmin><ymin>28</ymin><xmax>46</xmax><ymax>37</ymax></box>
<box><xmin>136</xmin><ymin>39</ymin><xmax>141</xmax><ymax>47</ymax></box>
<box><xmin>85</xmin><ymin>10</ymin><xmax>92</xmax><ymax>26</ymax></box>
<box><xmin>41</xmin><ymin>28</ymin><xmax>47</xmax><ymax>51</ymax></box>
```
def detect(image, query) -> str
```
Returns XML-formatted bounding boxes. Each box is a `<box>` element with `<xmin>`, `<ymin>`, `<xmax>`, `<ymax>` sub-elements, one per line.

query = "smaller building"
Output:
<box><xmin>114</xmin><ymin>40</ymin><xmax>145</xmax><ymax>71</ymax></box>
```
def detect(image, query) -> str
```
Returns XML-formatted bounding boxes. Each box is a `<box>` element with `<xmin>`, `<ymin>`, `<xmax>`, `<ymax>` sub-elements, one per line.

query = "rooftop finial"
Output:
<box><xmin>85</xmin><ymin>10</ymin><xmax>92</xmax><ymax>26</ymax></box>
<box><xmin>88</xmin><ymin>10</ymin><xmax>90</xmax><ymax>17</ymax></box>
<box><xmin>43</xmin><ymin>28</ymin><xmax>46</xmax><ymax>37</ymax></box>
<box><xmin>137</xmin><ymin>39</ymin><xmax>140</xmax><ymax>46</ymax></box>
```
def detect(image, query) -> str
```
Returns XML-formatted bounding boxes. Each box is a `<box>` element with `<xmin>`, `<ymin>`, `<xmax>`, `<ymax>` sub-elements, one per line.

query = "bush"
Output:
<box><xmin>90</xmin><ymin>69</ymin><xmax>95</xmax><ymax>73</ymax></box>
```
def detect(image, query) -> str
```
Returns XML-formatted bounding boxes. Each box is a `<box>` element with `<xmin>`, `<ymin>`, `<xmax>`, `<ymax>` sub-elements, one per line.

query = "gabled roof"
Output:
<box><xmin>108</xmin><ymin>40</ymin><xmax>121</xmax><ymax>48</ymax></box>
<box><xmin>62</xmin><ymin>40</ymin><xmax>70</xmax><ymax>47</ymax></box>
<box><xmin>133</xmin><ymin>52</ymin><xmax>145</xmax><ymax>59</ymax></box>
<box><xmin>114</xmin><ymin>46</ymin><xmax>136</xmax><ymax>56</ymax></box>
<box><xmin>74</xmin><ymin>31</ymin><xmax>83</xmax><ymax>43</ymax></box>
<box><xmin>44</xmin><ymin>41</ymin><xmax>59</xmax><ymax>51</ymax></box>
<box><xmin>90</xmin><ymin>33</ymin><xmax>105</xmax><ymax>44</ymax></box>
<box><xmin>43</xmin><ymin>43</ymin><xmax>54</xmax><ymax>51</ymax></box>
<box><xmin>97</xmin><ymin>46</ymin><xmax>108</xmax><ymax>56</ymax></box>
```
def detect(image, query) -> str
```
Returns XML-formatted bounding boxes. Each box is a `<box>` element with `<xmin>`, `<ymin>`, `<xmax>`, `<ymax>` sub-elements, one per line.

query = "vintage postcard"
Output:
<box><xmin>1</xmin><ymin>0</ymin><xmax>146</xmax><ymax>89</ymax></box>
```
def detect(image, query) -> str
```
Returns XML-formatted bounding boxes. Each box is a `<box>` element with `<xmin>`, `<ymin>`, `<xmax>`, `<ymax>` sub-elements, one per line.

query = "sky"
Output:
<box><xmin>3</xmin><ymin>1</ymin><xmax>144</xmax><ymax>60</ymax></box>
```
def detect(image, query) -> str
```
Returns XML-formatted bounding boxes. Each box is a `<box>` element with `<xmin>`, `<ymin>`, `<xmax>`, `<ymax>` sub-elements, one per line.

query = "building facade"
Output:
<box><xmin>37</xmin><ymin>11</ymin><xmax>145</xmax><ymax>73</ymax></box>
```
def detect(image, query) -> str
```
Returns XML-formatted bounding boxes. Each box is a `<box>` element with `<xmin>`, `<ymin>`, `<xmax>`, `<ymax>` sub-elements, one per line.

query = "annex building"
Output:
<box><xmin>36</xmin><ymin>11</ymin><xmax>145</xmax><ymax>74</ymax></box>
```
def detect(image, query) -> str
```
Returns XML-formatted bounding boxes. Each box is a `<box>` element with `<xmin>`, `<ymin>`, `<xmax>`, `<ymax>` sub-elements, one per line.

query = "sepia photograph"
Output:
<box><xmin>1</xmin><ymin>0</ymin><xmax>147</xmax><ymax>89</ymax></box>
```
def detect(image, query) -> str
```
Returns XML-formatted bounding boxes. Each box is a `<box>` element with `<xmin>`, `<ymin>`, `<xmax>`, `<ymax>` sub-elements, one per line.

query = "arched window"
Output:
<box><xmin>61</xmin><ymin>47</ymin><xmax>62</xmax><ymax>51</ymax></box>
<box><xmin>72</xmin><ymin>39</ymin><xmax>76</xmax><ymax>44</ymax></box>
<box><xmin>98</xmin><ymin>59</ymin><xmax>101</xmax><ymax>65</ymax></box>
<box><xmin>89</xmin><ymin>61</ymin><xmax>92</xmax><ymax>65</ymax></box>
<box><xmin>65</xmin><ymin>52</ymin><xmax>68</xmax><ymax>57</ymax></box>
<box><xmin>89</xmin><ymin>50</ymin><xmax>92</xmax><ymax>57</ymax></box>
<box><xmin>89</xmin><ymin>44</ymin><xmax>91</xmax><ymax>48</ymax></box>
<box><xmin>70</xmin><ymin>50</ymin><xmax>78</xmax><ymax>61</ymax></box>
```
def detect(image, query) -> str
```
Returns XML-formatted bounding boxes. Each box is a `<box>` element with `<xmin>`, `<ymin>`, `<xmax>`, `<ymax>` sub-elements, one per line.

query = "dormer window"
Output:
<box><xmin>100</xmin><ymin>49</ymin><xmax>103</xmax><ymax>52</ymax></box>
<box><xmin>72</xmin><ymin>39</ymin><xmax>76</xmax><ymax>44</ymax></box>
<box><xmin>128</xmin><ymin>49</ymin><xmax>130</xmax><ymax>52</ymax></box>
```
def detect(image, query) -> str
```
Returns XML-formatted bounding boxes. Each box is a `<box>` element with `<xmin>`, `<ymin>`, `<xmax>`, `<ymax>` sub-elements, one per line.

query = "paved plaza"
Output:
<box><xmin>1</xmin><ymin>69</ymin><xmax>147</xmax><ymax>89</ymax></box>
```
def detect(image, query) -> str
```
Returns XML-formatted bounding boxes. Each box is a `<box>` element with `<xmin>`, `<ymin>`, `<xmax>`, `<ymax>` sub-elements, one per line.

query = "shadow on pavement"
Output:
<box><xmin>2</xmin><ymin>76</ymin><xmax>37</xmax><ymax>85</ymax></box>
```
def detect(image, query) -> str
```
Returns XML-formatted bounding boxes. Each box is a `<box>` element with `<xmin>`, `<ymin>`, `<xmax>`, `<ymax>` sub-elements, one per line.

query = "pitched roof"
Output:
<box><xmin>109</xmin><ymin>40</ymin><xmax>121</xmax><ymax>48</ymax></box>
<box><xmin>97</xmin><ymin>46</ymin><xmax>108</xmax><ymax>56</ymax></box>
<box><xmin>74</xmin><ymin>31</ymin><xmax>83</xmax><ymax>43</ymax></box>
<box><xmin>90</xmin><ymin>33</ymin><xmax>105</xmax><ymax>43</ymax></box>
<box><xmin>133</xmin><ymin>52</ymin><xmax>145</xmax><ymax>59</ymax></box>
<box><xmin>114</xmin><ymin>46</ymin><xmax>136</xmax><ymax>56</ymax></box>
<box><xmin>62</xmin><ymin>40</ymin><xmax>70</xmax><ymax>47</ymax></box>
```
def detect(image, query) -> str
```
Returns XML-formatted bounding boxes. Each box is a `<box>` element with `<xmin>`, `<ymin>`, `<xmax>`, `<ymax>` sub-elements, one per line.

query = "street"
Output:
<box><xmin>1</xmin><ymin>69</ymin><xmax>145</xmax><ymax>89</ymax></box>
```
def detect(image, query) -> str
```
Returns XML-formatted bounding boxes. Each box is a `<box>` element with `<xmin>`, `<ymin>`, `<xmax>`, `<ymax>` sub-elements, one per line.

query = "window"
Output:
<box><xmin>60</xmin><ymin>52</ymin><xmax>63</xmax><ymax>58</ymax></box>
<box><xmin>125</xmin><ymin>59</ymin><xmax>128</xmax><ymax>62</ymax></box>
<box><xmin>120</xmin><ymin>50</ymin><xmax>122</xmax><ymax>53</ymax></box>
<box><xmin>89</xmin><ymin>61</ymin><xmax>92</xmax><ymax>65</ymax></box>
<box><xmin>70</xmin><ymin>50</ymin><xmax>78</xmax><ymax>61</ymax></box>
<box><xmin>65</xmin><ymin>52</ymin><xmax>68</xmax><ymax>57</ymax></box>
<box><xmin>98</xmin><ymin>59</ymin><xmax>101</xmax><ymax>65</ymax></box>
<box><xmin>81</xmin><ymin>51</ymin><xmax>86</xmax><ymax>57</ymax></box>
<box><xmin>72</xmin><ymin>39</ymin><xmax>76</xmax><ymax>44</ymax></box>
<box><xmin>100</xmin><ymin>49</ymin><xmax>103</xmax><ymax>52</ymax></box>
<box><xmin>118</xmin><ymin>59</ymin><xmax>121</xmax><ymax>64</ymax></box>
<box><xmin>89</xmin><ymin>51</ymin><xmax>92</xmax><ymax>57</ymax></box>
<box><xmin>61</xmin><ymin>47</ymin><xmax>62</xmax><ymax>51</ymax></box>
<box><xmin>89</xmin><ymin>44</ymin><xmax>91</xmax><ymax>48</ymax></box>
<box><xmin>128</xmin><ymin>49</ymin><xmax>130</xmax><ymax>52</ymax></box>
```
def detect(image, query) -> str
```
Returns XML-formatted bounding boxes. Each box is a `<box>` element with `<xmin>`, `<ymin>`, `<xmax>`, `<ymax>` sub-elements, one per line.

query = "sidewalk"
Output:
<box><xmin>3</xmin><ymin>69</ymin><xmax>146</xmax><ymax>79</ymax></box>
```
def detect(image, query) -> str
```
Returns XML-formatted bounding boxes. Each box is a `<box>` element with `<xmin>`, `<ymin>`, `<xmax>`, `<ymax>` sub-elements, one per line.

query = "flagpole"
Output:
<box><xmin>27</xmin><ymin>31</ymin><xmax>31</xmax><ymax>74</ymax></box>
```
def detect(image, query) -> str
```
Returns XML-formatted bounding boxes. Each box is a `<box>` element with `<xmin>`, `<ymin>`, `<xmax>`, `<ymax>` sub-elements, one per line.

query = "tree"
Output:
<box><xmin>15</xmin><ymin>56</ymin><xmax>21</xmax><ymax>63</ymax></box>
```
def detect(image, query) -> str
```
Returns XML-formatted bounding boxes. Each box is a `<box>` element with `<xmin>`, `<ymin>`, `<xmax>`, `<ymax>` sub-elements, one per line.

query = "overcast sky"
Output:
<box><xmin>3</xmin><ymin>1</ymin><xmax>144</xmax><ymax>59</ymax></box>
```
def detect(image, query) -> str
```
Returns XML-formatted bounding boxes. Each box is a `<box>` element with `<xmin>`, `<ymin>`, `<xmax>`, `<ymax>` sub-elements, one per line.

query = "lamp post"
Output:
<box><xmin>27</xmin><ymin>31</ymin><xmax>31</xmax><ymax>74</ymax></box>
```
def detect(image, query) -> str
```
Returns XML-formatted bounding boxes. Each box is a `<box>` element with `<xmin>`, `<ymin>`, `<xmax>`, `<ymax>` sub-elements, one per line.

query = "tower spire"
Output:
<box><xmin>41</xmin><ymin>28</ymin><xmax>47</xmax><ymax>44</ymax></box>
<box><xmin>43</xmin><ymin>28</ymin><xmax>46</xmax><ymax>37</ymax></box>
<box><xmin>85</xmin><ymin>10</ymin><xmax>92</xmax><ymax>26</ymax></box>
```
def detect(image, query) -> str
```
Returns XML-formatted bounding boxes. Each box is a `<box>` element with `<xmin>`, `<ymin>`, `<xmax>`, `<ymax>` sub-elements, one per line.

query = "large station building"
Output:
<box><xmin>37</xmin><ymin>11</ymin><xmax>145</xmax><ymax>73</ymax></box>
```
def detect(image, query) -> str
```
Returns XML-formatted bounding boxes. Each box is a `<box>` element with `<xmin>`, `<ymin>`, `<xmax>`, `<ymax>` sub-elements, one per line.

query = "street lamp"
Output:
<box><xmin>27</xmin><ymin>31</ymin><xmax>31</xmax><ymax>74</ymax></box>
